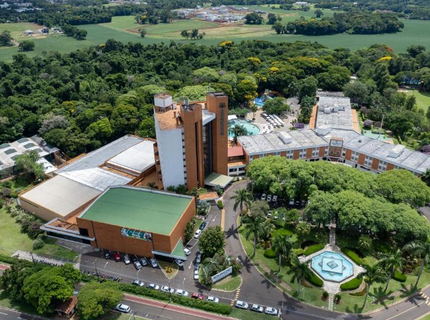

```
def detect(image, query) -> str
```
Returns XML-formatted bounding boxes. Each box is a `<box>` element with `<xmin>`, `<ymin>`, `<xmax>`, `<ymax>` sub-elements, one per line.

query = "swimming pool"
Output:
<box><xmin>310</xmin><ymin>251</ymin><xmax>354</xmax><ymax>283</ymax></box>
<box><xmin>254</xmin><ymin>97</ymin><xmax>266</xmax><ymax>108</ymax></box>
<box><xmin>228</xmin><ymin>119</ymin><xmax>260</xmax><ymax>140</ymax></box>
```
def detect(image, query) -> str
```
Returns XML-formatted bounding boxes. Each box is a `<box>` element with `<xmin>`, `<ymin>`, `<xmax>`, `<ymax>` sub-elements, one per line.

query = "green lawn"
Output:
<box><xmin>230</xmin><ymin>308</ymin><xmax>278</xmax><ymax>320</ymax></box>
<box><xmin>404</xmin><ymin>89</ymin><xmax>430</xmax><ymax>111</ymax></box>
<box><xmin>212</xmin><ymin>274</ymin><xmax>242</xmax><ymax>291</ymax></box>
<box><xmin>0</xmin><ymin>206</ymin><xmax>77</xmax><ymax>260</ymax></box>
<box><xmin>0</xmin><ymin>22</ymin><xmax>44</xmax><ymax>39</ymax></box>
<box><xmin>0</xmin><ymin>290</ymin><xmax>41</xmax><ymax>316</ymax></box>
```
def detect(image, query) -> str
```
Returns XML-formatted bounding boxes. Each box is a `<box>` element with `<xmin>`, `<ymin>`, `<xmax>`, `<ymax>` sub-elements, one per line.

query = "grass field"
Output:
<box><xmin>404</xmin><ymin>89</ymin><xmax>430</xmax><ymax>111</ymax></box>
<box><xmin>230</xmin><ymin>308</ymin><xmax>278</xmax><ymax>320</ymax></box>
<box><xmin>0</xmin><ymin>206</ymin><xmax>77</xmax><ymax>260</ymax></box>
<box><xmin>0</xmin><ymin>22</ymin><xmax>44</xmax><ymax>40</ymax></box>
<box><xmin>1</xmin><ymin>7</ymin><xmax>430</xmax><ymax>61</ymax></box>
<box><xmin>212</xmin><ymin>274</ymin><xmax>242</xmax><ymax>291</ymax></box>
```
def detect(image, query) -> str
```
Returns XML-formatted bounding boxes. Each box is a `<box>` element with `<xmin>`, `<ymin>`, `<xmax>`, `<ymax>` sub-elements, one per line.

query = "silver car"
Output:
<box><xmin>235</xmin><ymin>300</ymin><xmax>249</xmax><ymax>309</ymax></box>
<box><xmin>115</xmin><ymin>304</ymin><xmax>131</xmax><ymax>313</ymax></box>
<box><xmin>161</xmin><ymin>286</ymin><xmax>174</xmax><ymax>293</ymax></box>
<box><xmin>175</xmin><ymin>289</ymin><xmax>189</xmax><ymax>297</ymax></box>
<box><xmin>264</xmin><ymin>307</ymin><xmax>279</xmax><ymax>316</ymax></box>
<box><xmin>251</xmin><ymin>304</ymin><xmax>264</xmax><ymax>313</ymax></box>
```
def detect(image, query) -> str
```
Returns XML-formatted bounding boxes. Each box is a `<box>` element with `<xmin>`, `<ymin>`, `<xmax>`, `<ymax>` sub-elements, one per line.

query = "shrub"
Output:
<box><xmin>28</xmin><ymin>221</ymin><xmax>43</xmax><ymax>239</ymax></box>
<box><xmin>334</xmin><ymin>294</ymin><xmax>341</xmax><ymax>304</ymax></box>
<box><xmin>264</xmin><ymin>248</ymin><xmax>276</xmax><ymax>259</ymax></box>
<box><xmin>217</xmin><ymin>200</ymin><xmax>224</xmax><ymax>209</ymax></box>
<box><xmin>306</xmin><ymin>271</ymin><xmax>323</xmax><ymax>287</ymax></box>
<box><xmin>32</xmin><ymin>239</ymin><xmax>45</xmax><ymax>250</ymax></box>
<box><xmin>322</xmin><ymin>291</ymin><xmax>329</xmax><ymax>299</ymax></box>
<box><xmin>293</xmin><ymin>248</ymin><xmax>304</xmax><ymax>256</ymax></box>
<box><xmin>340</xmin><ymin>277</ymin><xmax>363</xmax><ymax>291</ymax></box>
<box><xmin>341</xmin><ymin>248</ymin><xmax>362</xmax><ymax>265</ymax></box>
<box><xmin>393</xmin><ymin>271</ymin><xmax>407</xmax><ymax>282</ymax></box>
<box><xmin>119</xmin><ymin>284</ymin><xmax>231</xmax><ymax>315</ymax></box>
<box><xmin>304</xmin><ymin>244</ymin><xmax>324</xmax><ymax>256</ymax></box>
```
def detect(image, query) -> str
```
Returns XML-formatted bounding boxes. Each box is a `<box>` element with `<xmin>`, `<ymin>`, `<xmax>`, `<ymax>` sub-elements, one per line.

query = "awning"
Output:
<box><xmin>205</xmin><ymin>173</ymin><xmax>234</xmax><ymax>189</ymax></box>
<box><xmin>228</xmin><ymin>115</ymin><xmax>237</xmax><ymax>120</ymax></box>
<box><xmin>152</xmin><ymin>238</ymin><xmax>186</xmax><ymax>260</ymax></box>
<box><xmin>228</xmin><ymin>146</ymin><xmax>244</xmax><ymax>158</ymax></box>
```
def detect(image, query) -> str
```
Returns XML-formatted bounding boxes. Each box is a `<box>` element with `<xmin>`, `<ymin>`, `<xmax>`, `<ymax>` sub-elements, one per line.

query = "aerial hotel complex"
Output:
<box><xmin>237</xmin><ymin>96</ymin><xmax>430</xmax><ymax>176</ymax></box>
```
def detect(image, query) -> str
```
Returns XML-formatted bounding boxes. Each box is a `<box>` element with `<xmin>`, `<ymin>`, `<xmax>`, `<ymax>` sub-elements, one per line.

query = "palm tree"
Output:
<box><xmin>403</xmin><ymin>240</ymin><xmax>430</xmax><ymax>289</ymax></box>
<box><xmin>362</xmin><ymin>263</ymin><xmax>385</xmax><ymax>309</ymax></box>
<box><xmin>229</xmin><ymin>124</ymin><xmax>248</xmax><ymax>145</ymax></box>
<box><xmin>250</xmin><ymin>103</ymin><xmax>258</xmax><ymax>120</ymax></box>
<box><xmin>287</xmin><ymin>257</ymin><xmax>312</xmax><ymax>294</ymax></box>
<box><xmin>380</xmin><ymin>249</ymin><xmax>405</xmax><ymax>292</ymax></box>
<box><xmin>232</xmin><ymin>188</ymin><xmax>253</xmax><ymax>227</ymax></box>
<box><xmin>271</xmin><ymin>233</ymin><xmax>294</xmax><ymax>272</ymax></box>
<box><xmin>245</xmin><ymin>213</ymin><xmax>266</xmax><ymax>257</ymax></box>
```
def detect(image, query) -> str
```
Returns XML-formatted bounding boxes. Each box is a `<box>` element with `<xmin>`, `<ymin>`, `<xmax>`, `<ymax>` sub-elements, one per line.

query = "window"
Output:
<box><xmin>324</xmin><ymin>147</ymin><xmax>329</xmax><ymax>155</ymax></box>
<box><xmin>312</xmin><ymin>147</ymin><xmax>319</xmax><ymax>157</ymax></box>
<box><xmin>299</xmin><ymin>149</ymin><xmax>306</xmax><ymax>159</ymax></box>
<box><xmin>286</xmin><ymin>150</ymin><xmax>293</xmax><ymax>159</ymax></box>
<box><xmin>249</xmin><ymin>156</ymin><xmax>254</xmax><ymax>162</ymax></box>
<box><xmin>364</xmin><ymin>156</ymin><xmax>372</xmax><ymax>167</ymax></box>
<box><xmin>351</xmin><ymin>151</ymin><xmax>359</xmax><ymax>162</ymax></box>
<box><xmin>79</xmin><ymin>228</ymin><xmax>89</xmax><ymax>236</ymax></box>
<box><xmin>274</xmin><ymin>152</ymin><xmax>280</xmax><ymax>156</ymax></box>
<box><xmin>378</xmin><ymin>161</ymin><xmax>387</xmax><ymax>171</ymax></box>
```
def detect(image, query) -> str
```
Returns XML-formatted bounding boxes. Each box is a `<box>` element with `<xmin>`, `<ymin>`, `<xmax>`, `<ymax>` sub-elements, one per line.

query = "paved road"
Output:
<box><xmin>0</xmin><ymin>308</ymin><xmax>44</xmax><ymax>320</ymax></box>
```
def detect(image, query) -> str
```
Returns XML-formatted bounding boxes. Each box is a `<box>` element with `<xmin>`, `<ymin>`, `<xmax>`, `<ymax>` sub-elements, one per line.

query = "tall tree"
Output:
<box><xmin>271</xmin><ymin>233</ymin><xmax>294</xmax><ymax>272</ymax></box>
<box><xmin>229</xmin><ymin>124</ymin><xmax>248</xmax><ymax>145</ymax></box>
<box><xmin>380</xmin><ymin>249</ymin><xmax>405</xmax><ymax>292</ymax></box>
<box><xmin>288</xmin><ymin>257</ymin><xmax>312</xmax><ymax>294</ymax></box>
<box><xmin>403</xmin><ymin>240</ymin><xmax>430</xmax><ymax>289</ymax></box>
<box><xmin>198</xmin><ymin>226</ymin><xmax>226</xmax><ymax>258</ymax></box>
<box><xmin>362</xmin><ymin>264</ymin><xmax>385</xmax><ymax>309</ymax></box>
<box><xmin>245</xmin><ymin>211</ymin><xmax>266</xmax><ymax>257</ymax></box>
<box><xmin>232</xmin><ymin>188</ymin><xmax>252</xmax><ymax>227</ymax></box>
<box><xmin>14</xmin><ymin>150</ymin><xmax>44</xmax><ymax>182</ymax></box>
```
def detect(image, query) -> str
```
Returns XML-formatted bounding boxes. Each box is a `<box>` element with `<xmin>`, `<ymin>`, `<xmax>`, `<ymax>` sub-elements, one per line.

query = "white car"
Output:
<box><xmin>161</xmin><ymin>286</ymin><xmax>174</xmax><ymax>293</ymax></box>
<box><xmin>194</xmin><ymin>229</ymin><xmax>202</xmax><ymax>238</ymax></box>
<box><xmin>251</xmin><ymin>304</ymin><xmax>264</xmax><ymax>313</ymax></box>
<box><xmin>175</xmin><ymin>289</ymin><xmax>189</xmax><ymax>297</ymax></box>
<box><xmin>150</xmin><ymin>258</ymin><xmax>158</xmax><ymax>268</ymax></box>
<box><xmin>289</xmin><ymin>199</ymin><xmax>294</xmax><ymax>206</ymax></box>
<box><xmin>264</xmin><ymin>307</ymin><xmax>279</xmax><ymax>316</ymax></box>
<box><xmin>261</xmin><ymin>193</ymin><xmax>266</xmax><ymax>201</ymax></box>
<box><xmin>115</xmin><ymin>304</ymin><xmax>131</xmax><ymax>313</ymax></box>
<box><xmin>207</xmin><ymin>296</ymin><xmax>219</xmax><ymax>303</ymax></box>
<box><xmin>193</xmin><ymin>269</ymin><xmax>199</xmax><ymax>280</ymax></box>
<box><xmin>148</xmin><ymin>283</ymin><xmax>160</xmax><ymax>290</ymax></box>
<box><xmin>175</xmin><ymin>259</ymin><xmax>184</xmax><ymax>268</ymax></box>
<box><xmin>267</xmin><ymin>195</ymin><xmax>272</xmax><ymax>202</ymax></box>
<box><xmin>196</xmin><ymin>252</ymin><xmax>202</xmax><ymax>264</ymax></box>
<box><xmin>273</xmin><ymin>195</ymin><xmax>278</xmax><ymax>202</ymax></box>
<box><xmin>235</xmin><ymin>300</ymin><xmax>249</xmax><ymax>309</ymax></box>
<box><xmin>184</xmin><ymin>248</ymin><xmax>191</xmax><ymax>256</ymax></box>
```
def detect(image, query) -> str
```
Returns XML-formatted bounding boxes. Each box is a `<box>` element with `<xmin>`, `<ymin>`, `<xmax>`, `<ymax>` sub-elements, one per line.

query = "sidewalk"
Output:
<box><xmin>124</xmin><ymin>294</ymin><xmax>234</xmax><ymax>320</ymax></box>
<box><xmin>12</xmin><ymin>250</ymin><xmax>80</xmax><ymax>269</ymax></box>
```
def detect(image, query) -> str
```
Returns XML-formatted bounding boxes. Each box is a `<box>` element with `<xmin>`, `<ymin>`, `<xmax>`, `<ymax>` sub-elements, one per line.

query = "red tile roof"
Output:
<box><xmin>228</xmin><ymin>146</ymin><xmax>244</xmax><ymax>158</ymax></box>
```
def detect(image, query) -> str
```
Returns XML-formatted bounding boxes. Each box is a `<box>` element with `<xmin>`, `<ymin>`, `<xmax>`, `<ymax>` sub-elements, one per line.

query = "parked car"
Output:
<box><xmin>113</xmin><ymin>253</ymin><xmax>121</xmax><ymax>262</ymax></box>
<box><xmin>115</xmin><ymin>304</ymin><xmax>131</xmax><ymax>313</ymax></box>
<box><xmin>192</xmin><ymin>293</ymin><xmax>204</xmax><ymax>300</ymax></box>
<box><xmin>194</xmin><ymin>229</ymin><xmax>202</xmax><ymax>238</ymax></box>
<box><xmin>148</xmin><ymin>283</ymin><xmax>160</xmax><ymax>290</ymax></box>
<box><xmin>196</xmin><ymin>252</ymin><xmax>202</xmax><ymax>264</ymax></box>
<box><xmin>272</xmin><ymin>195</ymin><xmax>278</xmax><ymax>202</ymax></box>
<box><xmin>193</xmin><ymin>269</ymin><xmax>199</xmax><ymax>280</ymax></box>
<box><xmin>140</xmin><ymin>257</ymin><xmax>148</xmax><ymax>266</ymax></box>
<box><xmin>194</xmin><ymin>263</ymin><xmax>199</xmax><ymax>271</ymax></box>
<box><xmin>235</xmin><ymin>300</ymin><xmax>249</xmax><ymax>309</ymax></box>
<box><xmin>124</xmin><ymin>254</ymin><xmax>131</xmax><ymax>265</ymax></box>
<box><xmin>104</xmin><ymin>251</ymin><xmax>111</xmax><ymax>259</ymax></box>
<box><xmin>175</xmin><ymin>289</ymin><xmax>189</xmax><ymax>297</ymax></box>
<box><xmin>161</xmin><ymin>286</ymin><xmax>174</xmax><ymax>293</ymax></box>
<box><xmin>273</xmin><ymin>211</ymin><xmax>278</xmax><ymax>220</ymax></box>
<box><xmin>184</xmin><ymin>248</ymin><xmax>191</xmax><ymax>256</ymax></box>
<box><xmin>251</xmin><ymin>304</ymin><xmax>264</xmax><ymax>313</ymax></box>
<box><xmin>289</xmin><ymin>199</ymin><xmax>294</xmax><ymax>206</ymax></box>
<box><xmin>133</xmin><ymin>261</ymin><xmax>142</xmax><ymax>270</ymax></box>
<box><xmin>266</xmin><ymin>211</ymin><xmax>272</xmax><ymax>218</ymax></box>
<box><xmin>295</xmin><ymin>200</ymin><xmax>300</xmax><ymax>206</ymax></box>
<box><xmin>207</xmin><ymin>296</ymin><xmax>219</xmax><ymax>303</ymax></box>
<box><xmin>131</xmin><ymin>255</ymin><xmax>138</xmax><ymax>263</ymax></box>
<box><xmin>267</xmin><ymin>195</ymin><xmax>272</xmax><ymax>202</ymax></box>
<box><xmin>131</xmin><ymin>280</ymin><xmax>144</xmax><ymax>287</ymax></box>
<box><xmin>175</xmin><ymin>259</ymin><xmax>184</xmax><ymax>268</ymax></box>
<box><xmin>150</xmin><ymin>258</ymin><xmax>158</xmax><ymax>268</ymax></box>
<box><xmin>261</xmin><ymin>193</ymin><xmax>266</xmax><ymax>201</ymax></box>
<box><xmin>264</xmin><ymin>307</ymin><xmax>279</xmax><ymax>316</ymax></box>
<box><xmin>199</xmin><ymin>221</ymin><xmax>207</xmax><ymax>230</ymax></box>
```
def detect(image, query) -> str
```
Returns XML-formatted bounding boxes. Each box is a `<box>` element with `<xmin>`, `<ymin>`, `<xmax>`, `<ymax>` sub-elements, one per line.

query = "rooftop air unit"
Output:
<box><xmin>316</xmin><ymin>125</ymin><xmax>331</xmax><ymax>136</ymax></box>
<box><xmin>154</xmin><ymin>93</ymin><xmax>173</xmax><ymax>109</ymax></box>
<box><xmin>388</xmin><ymin>145</ymin><xmax>406</xmax><ymax>158</ymax></box>
<box><xmin>324</xmin><ymin>107</ymin><xmax>331</xmax><ymax>114</ymax></box>
<box><xmin>277</xmin><ymin>132</ymin><xmax>293</xmax><ymax>144</ymax></box>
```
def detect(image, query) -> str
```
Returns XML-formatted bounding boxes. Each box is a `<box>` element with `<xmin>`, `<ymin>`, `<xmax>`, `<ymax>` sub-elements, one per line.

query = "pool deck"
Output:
<box><xmin>300</xmin><ymin>244</ymin><xmax>366</xmax><ymax>294</ymax></box>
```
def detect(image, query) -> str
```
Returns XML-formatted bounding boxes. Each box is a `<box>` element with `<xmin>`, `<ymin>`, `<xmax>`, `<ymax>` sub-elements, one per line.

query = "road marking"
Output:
<box><xmin>182</xmin><ymin>277</ymin><xmax>186</xmax><ymax>284</ymax></box>
<box><xmin>0</xmin><ymin>312</ymin><xmax>7</xmax><ymax>315</ymax></box>
<box><xmin>385</xmin><ymin>301</ymin><xmax>426</xmax><ymax>320</ymax></box>
<box><xmin>188</xmin><ymin>261</ymin><xmax>193</xmax><ymax>269</ymax></box>
<box><xmin>220</xmin><ymin>209</ymin><xmax>225</xmax><ymax>231</ymax></box>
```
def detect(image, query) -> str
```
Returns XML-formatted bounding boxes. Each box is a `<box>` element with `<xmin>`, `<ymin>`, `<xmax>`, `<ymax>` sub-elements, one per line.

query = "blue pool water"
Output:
<box><xmin>228</xmin><ymin>120</ymin><xmax>260</xmax><ymax>140</ymax></box>
<box><xmin>311</xmin><ymin>251</ymin><xmax>354</xmax><ymax>283</ymax></box>
<box><xmin>254</xmin><ymin>97</ymin><xmax>266</xmax><ymax>107</ymax></box>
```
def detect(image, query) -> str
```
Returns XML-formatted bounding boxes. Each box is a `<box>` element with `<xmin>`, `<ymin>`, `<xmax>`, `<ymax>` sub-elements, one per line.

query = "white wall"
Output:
<box><xmin>155</xmin><ymin>118</ymin><xmax>185</xmax><ymax>188</ymax></box>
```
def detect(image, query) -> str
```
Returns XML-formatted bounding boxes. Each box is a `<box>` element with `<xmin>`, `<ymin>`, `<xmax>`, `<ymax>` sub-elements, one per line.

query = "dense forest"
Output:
<box><xmin>272</xmin><ymin>12</ymin><xmax>404</xmax><ymax>36</ymax></box>
<box><xmin>0</xmin><ymin>39</ymin><xmax>430</xmax><ymax>157</ymax></box>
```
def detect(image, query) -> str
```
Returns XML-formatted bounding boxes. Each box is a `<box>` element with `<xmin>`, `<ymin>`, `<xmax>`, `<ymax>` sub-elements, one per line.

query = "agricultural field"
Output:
<box><xmin>1</xmin><ymin>6</ymin><xmax>430</xmax><ymax>61</ymax></box>
<box><xmin>0</xmin><ymin>22</ymin><xmax>45</xmax><ymax>40</ymax></box>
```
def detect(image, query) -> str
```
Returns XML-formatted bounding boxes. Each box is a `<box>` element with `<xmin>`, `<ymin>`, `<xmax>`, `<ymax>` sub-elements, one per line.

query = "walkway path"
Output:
<box><xmin>12</xmin><ymin>250</ymin><xmax>80</xmax><ymax>269</ymax></box>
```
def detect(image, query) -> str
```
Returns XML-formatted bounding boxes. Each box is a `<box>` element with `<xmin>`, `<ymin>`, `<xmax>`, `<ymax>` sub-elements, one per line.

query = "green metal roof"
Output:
<box><xmin>152</xmin><ymin>238</ymin><xmax>186</xmax><ymax>260</ymax></box>
<box><xmin>205</xmin><ymin>172</ymin><xmax>233</xmax><ymax>188</ymax></box>
<box><xmin>80</xmin><ymin>187</ymin><xmax>193</xmax><ymax>235</ymax></box>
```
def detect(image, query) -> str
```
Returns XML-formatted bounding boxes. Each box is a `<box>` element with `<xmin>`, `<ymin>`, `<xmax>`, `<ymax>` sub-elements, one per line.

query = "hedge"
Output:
<box><xmin>264</xmin><ymin>248</ymin><xmax>276</xmax><ymax>259</ymax></box>
<box><xmin>341</xmin><ymin>248</ymin><xmax>362</xmax><ymax>265</ymax></box>
<box><xmin>119</xmin><ymin>284</ymin><xmax>231</xmax><ymax>315</ymax></box>
<box><xmin>0</xmin><ymin>254</ymin><xmax>34</xmax><ymax>268</ymax></box>
<box><xmin>306</xmin><ymin>270</ymin><xmax>323</xmax><ymax>287</ymax></box>
<box><xmin>340</xmin><ymin>277</ymin><xmax>363</xmax><ymax>291</ymax></box>
<box><xmin>393</xmin><ymin>271</ymin><xmax>407</xmax><ymax>282</ymax></box>
<box><xmin>217</xmin><ymin>200</ymin><xmax>224</xmax><ymax>209</ymax></box>
<box><xmin>304</xmin><ymin>244</ymin><xmax>324</xmax><ymax>256</ymax></box>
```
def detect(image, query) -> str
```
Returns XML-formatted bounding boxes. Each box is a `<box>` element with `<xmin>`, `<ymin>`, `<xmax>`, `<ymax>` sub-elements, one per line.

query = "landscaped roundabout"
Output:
<box><xmin>234</xmin><ymin>156</ymin><xmax>430</xmax><ymax>313</ymax></box>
